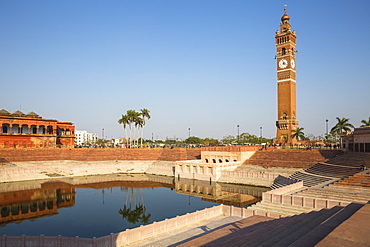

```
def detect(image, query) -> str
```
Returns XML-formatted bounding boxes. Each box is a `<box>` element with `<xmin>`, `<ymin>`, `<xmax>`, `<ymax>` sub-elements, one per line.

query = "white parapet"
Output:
<box><xmin>175</xmin><ymin>160</ymin><xmax>241</xmax><ymax>181</ymax></box>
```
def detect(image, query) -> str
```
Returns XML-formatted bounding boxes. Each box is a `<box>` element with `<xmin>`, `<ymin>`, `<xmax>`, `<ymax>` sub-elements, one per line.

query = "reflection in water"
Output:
<box><xmin>118</xmin><ymin>188</ymin><xmax>151</xmax><ymax>224</ymax></box>
<box><xmin>0</xmin><ymin>185</ymin><xmax>75</xmax><ymax>226</ymax></box>
<box><xmin>0</xmin><ymin>174</ymin><xmax>268</xmax><ymax>237</ymax></box>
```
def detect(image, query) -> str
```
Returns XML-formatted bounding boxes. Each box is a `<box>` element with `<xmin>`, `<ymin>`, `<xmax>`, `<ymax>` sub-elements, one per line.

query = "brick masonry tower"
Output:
<box><xmin>275</xmin><ymin>8</ymin><xmax>299</xmax><ymax>145</ymax></box>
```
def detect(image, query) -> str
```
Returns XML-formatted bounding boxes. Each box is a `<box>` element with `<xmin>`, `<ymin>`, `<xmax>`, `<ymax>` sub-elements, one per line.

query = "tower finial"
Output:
<box><xmin>284</xmin><ymin>5</ymin><xmax>287</xmax><ymax>14</ymax></box>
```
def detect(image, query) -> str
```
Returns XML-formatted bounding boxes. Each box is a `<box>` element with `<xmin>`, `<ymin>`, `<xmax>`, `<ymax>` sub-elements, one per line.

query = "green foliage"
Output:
<box><xmin>221</xmin><ymin>135</ymin><xmax>236</xmax><ymax>144</ymax></box>
<box><xmin>95</xmin><ymin>138</ymin><xmax>110</xmax><ymax>147</ymax></box>
<box><xmin>118</xmin><ymin>108</ymin><xmax>151</xmax><ymax>147</ymax></box>
<box><xmin>361</xmin><ymin>117</ymin><xmax>370</xmax><ymax>127</ymax></box>
<box><xmin>203</xmin><ymin>138</ymin><xmax>218</xmax><ymax>145</ymax></box>
<box><xmin>291</xmin><ymin>127</ymin><xmax>305</xmax><ymax>141</ymax></box>
<box><xmin>324</xmin><ymin>131</ymin><xmax>340</xmax><ymax>144</ymax></box>
<box><xmin>184</xmin><ymin>136</ymin><xmax>203</xmax><ymax>144</ymax></box>
<box><xmin>331</xmin><ymin>117</ymin><xmax>354</xmax><ymax>135</ymax></box>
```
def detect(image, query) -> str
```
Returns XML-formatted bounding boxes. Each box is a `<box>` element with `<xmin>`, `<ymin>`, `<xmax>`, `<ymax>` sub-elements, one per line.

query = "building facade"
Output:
<box><xmin>0</xmin><ymin>109</ymin><xmax>75</xmax><ymax>148</ymax></box>
<box><xmin>275</xmin><ymin>9</ymin><xmax>299</xmax><ymax>145</ymax></box>
<box><xmin>342</xmin><ymin>126</ymin><xmax>370</xmax><ymax>152</ymax></box>
<box><xmin>75</xmin><ymin>130</ymin><xmax>98</xmax><ymax>146</ymax></box>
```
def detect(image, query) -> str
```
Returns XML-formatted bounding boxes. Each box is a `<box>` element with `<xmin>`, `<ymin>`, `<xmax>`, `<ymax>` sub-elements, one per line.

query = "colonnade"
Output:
<box><xmin>1</xmin><ymin>123</ymin><xmax>73</xmax><ymax>136</ymax></box>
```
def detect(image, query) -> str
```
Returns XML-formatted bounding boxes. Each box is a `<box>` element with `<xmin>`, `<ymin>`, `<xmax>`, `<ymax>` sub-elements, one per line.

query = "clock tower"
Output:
<box><xmin>275</xmin><ymin>8</ymin><xmax>298</xmax><ymax>145</ymax></box>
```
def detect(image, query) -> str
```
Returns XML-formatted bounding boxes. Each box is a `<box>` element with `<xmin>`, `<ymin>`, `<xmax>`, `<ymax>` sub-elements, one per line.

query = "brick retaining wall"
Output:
<box><xmin>0</xmin><ymin>148</ymin><xmax>201</xmax><ymax>162</ymax></box>
<box><xmin>244</xmin><ymin>149</ymin><xmax>343</xmax><ymax>168</ymax></box>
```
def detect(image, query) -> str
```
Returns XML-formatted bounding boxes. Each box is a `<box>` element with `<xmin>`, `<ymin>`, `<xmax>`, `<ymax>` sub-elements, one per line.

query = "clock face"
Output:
<box><xmin>279</xmin><ymin>59</ymin><xmax>288</xmax><ymax>69</ymax></box>
<box><xmin>291</xmin><ymin>59</ymin><xmax>295</xmax><ymax>69</ymax></box>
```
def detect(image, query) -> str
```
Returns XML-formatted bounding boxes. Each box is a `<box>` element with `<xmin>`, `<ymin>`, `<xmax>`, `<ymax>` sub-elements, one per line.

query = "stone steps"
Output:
<box><xmin>325</xmin><ymin>184</ymin><xmax>370</xmax><ymax>193</ymax></box>
<box><xmin>326</xmin><ymin>153</ymin><xmax>370</xmax><ymax>167</ymax></box>
<box><xmin>294</xmin><ymin>189</ymin><xmax>370</xmax><ymax>203</ymax></box>
<box><xmin>289</xmin><ymin>172</ymin><xmax>332</xmax><ymax>187</ymax></box>
<box><xmin>334</xmin><ymin>181</ymin><xmax>370</xmax><ymax>187</ymax></box>
<box><xmin>248</xmin><ymin>201</ymin><xmax>315</xmax><ymax>217</ymax></box>
<box><xmin>249</xmin><ymin>206</ymin><xmax>344</xmax><ymax>247</ymax></box>
<box><xmin>305</xmin><ymin>163</ymin><xmax>359</xmax><ymax>178</ymax></box>
<box><xmin>178</xmin><ymin>203</ymin><xmax>364</xmax><ymax>247</ymax></box>
<box><xmin>288</xmin><ymin>203</ymin><xmax>365</xmax><ymax>247</ymax></box>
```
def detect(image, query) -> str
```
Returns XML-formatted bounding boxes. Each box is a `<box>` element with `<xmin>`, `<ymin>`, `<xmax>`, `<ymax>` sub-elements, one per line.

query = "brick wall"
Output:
<box><xmin>243</xmin><ymin>149</ymin><xmax>343</xmax><ymax>168</ymax></box>
<box><xmin>0</xmin><ymin>148</ymin><xmax>202</xmax><ymax>162</ymax></box>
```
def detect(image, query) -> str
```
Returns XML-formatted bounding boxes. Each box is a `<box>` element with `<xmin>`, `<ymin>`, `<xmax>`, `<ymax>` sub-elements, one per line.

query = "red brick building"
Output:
<box><xmin>0</xmin><ymin>109</ymin><xmax>75</xmax><ymax>148</ymax></box>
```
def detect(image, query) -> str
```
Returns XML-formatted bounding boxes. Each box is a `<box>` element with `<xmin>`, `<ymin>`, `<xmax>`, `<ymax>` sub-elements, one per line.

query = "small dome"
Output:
<box><xmin>0</xmin><ymin>109</ymin><xmax>10</xmax><ymax>116</ymax></box>
<box><xmin>11</xmin><ymin>110</ymin><xmax>25</xmax><ymax>117</ymax></box>
<box><xmin>281</xmin><ymin>13</ymin><xmax>290</xmax><ymax>22</ymax></box>
<box><xmin>26</xmin><ymin>111</ymin><xmax>40</xmax><ymax>118</ymax></box>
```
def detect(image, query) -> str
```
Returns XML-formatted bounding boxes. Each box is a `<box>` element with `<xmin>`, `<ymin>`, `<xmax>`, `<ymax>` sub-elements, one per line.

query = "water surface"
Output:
<box><xmin>0</xmin><ymin>174</ymin><xmax>268</xmax><ymax>238</ymax></box>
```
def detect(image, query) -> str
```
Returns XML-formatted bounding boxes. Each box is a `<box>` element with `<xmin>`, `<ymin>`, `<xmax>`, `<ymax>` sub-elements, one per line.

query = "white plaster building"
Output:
<box><xmin>75</xmin><ymin>130</ymin><xmax>98</xmax><ymax>146</ymax></box>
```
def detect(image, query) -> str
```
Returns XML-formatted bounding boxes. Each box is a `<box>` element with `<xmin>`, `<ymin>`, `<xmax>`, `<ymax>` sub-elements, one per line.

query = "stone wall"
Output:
<box><xmin>0</xmin><ymin>148</ymin><xmax>201</xmax><ymax>163</ymax></box>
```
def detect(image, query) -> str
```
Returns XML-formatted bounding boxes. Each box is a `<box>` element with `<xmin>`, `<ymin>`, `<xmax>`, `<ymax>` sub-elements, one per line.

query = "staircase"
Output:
<box><xmin>248</xmin><ymin>201</ymin><xmax>316</xmax><ymax>217</ymax></box>
<box><xmin>270</xmin><ymin>153</ymin><xmax>364</xmax><ymax>189</ymax></box>
<box><xmin>242</xmin><ymin>149</ymin><xmax>342</xmax><ymax>168</ymax></box>
<box><xmin>334</xmin><ymin>173</ymin><xmax>370</xmax><ymax>187</ymax></box>
<box><xmin>177</xmin><ymin>203</ymin><xmax>364</xmax><ymax>247</ymax></box>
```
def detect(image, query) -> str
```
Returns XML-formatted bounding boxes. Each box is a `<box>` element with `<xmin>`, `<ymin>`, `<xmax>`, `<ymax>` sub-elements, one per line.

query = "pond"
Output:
<box><xmin>0</xmin><ymin>174</ymin><xmax>268</xmax><ymax>238</ymax></box>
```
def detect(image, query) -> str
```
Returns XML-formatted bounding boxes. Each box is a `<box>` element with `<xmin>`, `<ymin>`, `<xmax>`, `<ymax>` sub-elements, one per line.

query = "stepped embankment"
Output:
<box><xmin>243</xmin><ymin>149</ymin><xmax>343</xmax><ymax>168</ymax></box>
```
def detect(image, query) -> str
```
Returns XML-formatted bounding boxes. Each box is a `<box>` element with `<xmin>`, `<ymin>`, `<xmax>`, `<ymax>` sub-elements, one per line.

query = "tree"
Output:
<box><xmin>118</xmin><ymin>109</ymin><xmax>150</xmax><ymax>147</ymax></box>
<box><xmin>95</xmin><ymin>138</ymin><xmax>110</xmax><ymax>147</ymax></box>
<box><xmin>185</xmin><ymin>136</ymin><xmax>203</xmax><ymax>144</ymax></box>
<box><xmin>291</xmin><ymin>127</ymin><xmax>305</xmax><ymax>141</ymax></box>
<box><xmin>239</xmin><ymin>133</ymin><xmax>258</xmax><ymax>144</ymax></box>
<box><xmin>221</xmin><ymin>135</ymin><xmax>236</xmax><ymax>144</ymax></box>
<box><xmin>118</xmin><ymin>114</ymin><xmax>129</xmax><ymax>146</ymax></box>
<box><xmin>331</xmin><ymin>117</ymin><xmax>354</xmax><ymax>135</ymax></box>
<box><xmin>139</xmin><ymin>108</ymin><xmax>151</xmax><ymax>147</ymax></box>
<box><xmin>331</xmin><ymin>117</ymin><xmax>354</xmax><ymax>147</ymax></box>
<box><xmin>361</xmin><ymin>117</ymin><xmax>370</xmax><ymax>127</ymax></box>
<box><xmin>203</xmin><ymin>138</ymin><xmax>218</xmax><ymax>146</ymax></box>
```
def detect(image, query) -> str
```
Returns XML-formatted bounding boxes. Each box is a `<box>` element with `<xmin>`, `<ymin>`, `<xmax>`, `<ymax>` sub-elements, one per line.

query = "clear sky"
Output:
<box><xmin>1</xmin><ymin>0</ymin><xmax>369</xmax><ymax>141</ymax></box>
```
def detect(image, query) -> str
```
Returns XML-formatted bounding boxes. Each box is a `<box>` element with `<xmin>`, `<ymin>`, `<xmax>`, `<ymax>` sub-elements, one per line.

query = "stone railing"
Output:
<box><xmin>2</xmin><ymin>203</ymin><xmax>307</xmax><ymax>246</ymax></box>
<box><xmin>222</xmin><ymin>171</ymin><xmax>279</xmax><ymax>180</ymax></box>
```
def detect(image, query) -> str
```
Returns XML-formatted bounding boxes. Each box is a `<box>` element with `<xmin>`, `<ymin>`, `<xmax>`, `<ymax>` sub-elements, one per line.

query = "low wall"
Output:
<box><xmin>262</xmin><ymin>191</ymin><xmax>350</xmax><ymax>209</ymax></box>
<box><xmin>0</xmin><ymin>204</ymin><xmax>285</xmax><ymax>246</ymax></box>
<box><xmin>218</xmin><ymin>171</ymin><xmax>279</xmax><ymax>187</ymax></box>
<box><xmin>0</xmin><ymin>148</ymin><xmax>201</xmax><ymax>163</ymax></box>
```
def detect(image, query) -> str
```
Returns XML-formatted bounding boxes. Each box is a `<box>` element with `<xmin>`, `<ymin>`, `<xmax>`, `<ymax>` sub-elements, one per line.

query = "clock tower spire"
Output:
<box><xmin>275</xmin><ymin>8</ymin><xmax>299</xmax><ymax>145</ymax></box>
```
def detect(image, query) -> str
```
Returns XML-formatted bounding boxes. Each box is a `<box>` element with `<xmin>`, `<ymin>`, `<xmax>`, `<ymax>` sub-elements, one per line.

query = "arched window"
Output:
<box><xmin>212</xmin><ymin>159</ymin><xmax>216</xmax><ymax>163</ymax></box>
<box><xmin>282</xmin><ymin>48</ymin><xmax>286</xmax><ymax>55</ymax></box>
<box><xmin>205</xmin><ymin>159</ymin><xmax>209</xmax><ymax>163</ymax></box>
<box><xmin>219</xmin><ymin>159</ymin><xmax>223</xmax><ymax>163</ymax></box>
<box><xmin>283</xmin><ymin>113</ymin><xmax>287</xmax><ymax>120</ymax></box>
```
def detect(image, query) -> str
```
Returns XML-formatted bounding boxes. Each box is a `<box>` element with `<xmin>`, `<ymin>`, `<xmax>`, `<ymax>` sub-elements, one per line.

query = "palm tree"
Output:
<box><xmin>331</xmin><ymin>117</ymin><xmax>354</xmax><ymax>135</ymax></box>
<box><xmin>118</xmin><ymin>114</ymin><xmax>129</xmax><ymax>147</ymax></box>
<box><xmin>360</xmin><ymin>117</ymin><xmax>370</xmax><ymax>127</ymax></box>
<box><xmin>139</xmin><ymin>108</ymin><xmax>151</xmax><ymax>147</ymax></box>
<box><xmin>291</xmin><ymin>127</ymin><xmax>305</xmax><ymax>141</ymax></box>
<box><xmin>126</xmin><ymin>110</ymin><xmax>141</xmax><ymax>147</ymax></box>
<box><xmin>331</xmin><ymin>117</ymin><xmax>354</xmax><ymax>147</ymax></box>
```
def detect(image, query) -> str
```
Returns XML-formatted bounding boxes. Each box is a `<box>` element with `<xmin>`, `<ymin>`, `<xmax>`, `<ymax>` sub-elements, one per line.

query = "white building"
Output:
<box><xmin>75</xmin><ymin>130</ymin><xmax>98</xmax><ymax>146</ymax></box>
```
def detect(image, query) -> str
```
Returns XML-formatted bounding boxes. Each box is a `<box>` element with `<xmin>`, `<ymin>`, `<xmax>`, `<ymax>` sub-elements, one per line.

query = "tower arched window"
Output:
<box><xmin>282</xmin><ymin>48</ymin><xmax>286</xmax><ymax>55</ymax></box>
<box><xmin>283</xmin><ymin>113</ymin><xmax>287</xmax><ymax>120</ymax></box>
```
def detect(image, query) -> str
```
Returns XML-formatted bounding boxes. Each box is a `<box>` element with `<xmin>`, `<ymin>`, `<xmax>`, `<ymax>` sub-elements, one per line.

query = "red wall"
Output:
<box><xmin>0</xmin><ymin>148</ymin><xmax>201</xmax><ymax>163</ymax></box>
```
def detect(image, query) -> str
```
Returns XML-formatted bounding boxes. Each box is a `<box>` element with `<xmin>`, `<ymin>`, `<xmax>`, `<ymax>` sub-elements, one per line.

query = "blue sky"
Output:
<box><xmin>1</xmin><ymin>0</ymin><xmax>369</xmax><ymax>140</ymax></box>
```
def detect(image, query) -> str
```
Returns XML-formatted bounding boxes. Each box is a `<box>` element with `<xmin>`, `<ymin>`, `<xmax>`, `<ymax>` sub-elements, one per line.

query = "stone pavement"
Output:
<box><xmin>126</xmin><ymin>215</ymin><xmax>251</xmax><ymax>247</ymax></box>
<box><xmin>125</xmin><ymin>202</ymin><xmax>368</xmax><ymax>247</ymax></box>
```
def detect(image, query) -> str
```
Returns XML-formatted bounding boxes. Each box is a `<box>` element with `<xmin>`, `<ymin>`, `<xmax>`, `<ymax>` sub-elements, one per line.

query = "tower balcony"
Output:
<box><xmin>276</xmin><ymin>120</ymin><xmax>299</xmax><ymax>130</ymax></box>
